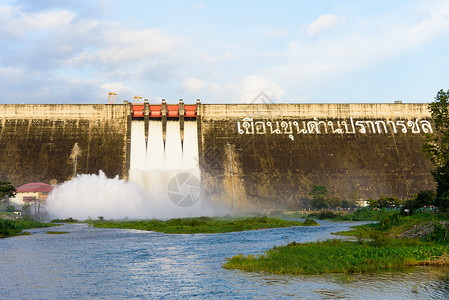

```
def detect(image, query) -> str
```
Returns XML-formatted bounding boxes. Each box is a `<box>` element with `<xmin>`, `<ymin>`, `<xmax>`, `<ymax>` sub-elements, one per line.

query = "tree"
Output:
<box><xmin>402</xmin><ymin>190</ymin><xmax>436</xmax><ymax>215</ymax></box>
<box><xmin>0</xmin><ymin>181</ymin><xmax>16</xmax><ymax>203</ymax></box>
<box><xmin>22</xmin><ymin>204</ymin><xmax>31</xmax><ymax>218</ymax></box>
<box><xmin>309</xmin><ymin>185</ymin><xmax>329</xmax><ymax>209</ymax></box>
<box><xmin>422</xmin><ymin>89</ymin><xmax>449</xmax><ymax>211</ymax></box>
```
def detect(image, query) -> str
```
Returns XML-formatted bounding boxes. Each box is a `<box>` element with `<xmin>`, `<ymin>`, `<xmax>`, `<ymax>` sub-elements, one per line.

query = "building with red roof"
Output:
<box><xmin>11</xmin><ymin>182</ymin><xmax>53</xmax><ymax>205</ymax></box>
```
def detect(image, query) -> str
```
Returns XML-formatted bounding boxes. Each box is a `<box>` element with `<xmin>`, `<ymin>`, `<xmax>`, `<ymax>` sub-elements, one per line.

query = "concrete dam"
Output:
<box><xmin>0</xmin><ymin>102</ymin><xmax>435</xmax><ymax>210</ymax></box>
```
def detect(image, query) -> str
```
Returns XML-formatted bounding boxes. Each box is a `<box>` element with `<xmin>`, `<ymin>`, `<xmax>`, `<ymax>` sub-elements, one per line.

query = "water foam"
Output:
<box><xmin>46</xmin><ymin>119</ymin><xmax>210</xmax><ymax>220</ymax></box>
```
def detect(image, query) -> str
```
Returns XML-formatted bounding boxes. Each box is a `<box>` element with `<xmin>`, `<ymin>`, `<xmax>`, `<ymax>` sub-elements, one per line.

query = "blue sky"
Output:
<box><xmin>0</xmin><ymin>0</ymin><xmax>448</xmax><ymax>104</ymax></box>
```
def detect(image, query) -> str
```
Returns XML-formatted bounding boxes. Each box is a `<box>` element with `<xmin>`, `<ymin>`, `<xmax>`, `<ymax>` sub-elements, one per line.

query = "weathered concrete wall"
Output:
<box><xmin>198</xmin><ymin>104</ymin><xmax>435</xmax><ymax>210</ymax></box>
<box><xmin>0</xmin><ymin>105</ymin><xmax>129</xmax><ymax>187</ymax></box>
<box><xmin>0</xmin><ymin>103</ymin><xmax>436</xmax><ymax>211</ymax></box>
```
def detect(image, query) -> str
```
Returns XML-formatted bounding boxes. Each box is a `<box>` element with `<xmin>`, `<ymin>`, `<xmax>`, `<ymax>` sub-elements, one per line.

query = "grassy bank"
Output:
<box><xmin>224</xmin><ymin>211</ymin><xmax>449</xmax><ymax>275</ymax></box>
<box><xmin>90</xmin><ymin>216</ymin><xmax>318</xmax><ymax>234</ymax></box>
<box><xmin>0</xmin><ymin>218</ymin><xmax>55</xmax><ymax>238</ymax></box>
<box><xmin>270</xmin><ymin>207</ymin><xmax>398</xmax><ymax>221</ymax></box>
<box><xmin>223</xmin><ymin>238</ymin><xmax>447</xmax><ymax>275</ymax></box>
<box><xmin>336</xmin><ymin>212</ymin><xmax>448</xmax><ymax>239</ymax></box>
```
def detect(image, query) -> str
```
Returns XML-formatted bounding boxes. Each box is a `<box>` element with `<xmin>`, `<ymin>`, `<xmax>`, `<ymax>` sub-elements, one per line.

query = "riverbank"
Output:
<box><xmin>0</xmin><ymin>217</ymin><xmax>55</xmax><ymax>238</ymax></box>
<box><xmin>223</xmin><ymin>211</ymin><xmax>449</xmax><ymax>275</ymax></box>
<box><xmin>89</xmin><ymin>216</ymin><xmax>318</xmax><ymax>234</ymax></box>
<box><xmin>270</xmin><ymin>207</ymin><xmax>398</xmax><ymax>221</ymax></box>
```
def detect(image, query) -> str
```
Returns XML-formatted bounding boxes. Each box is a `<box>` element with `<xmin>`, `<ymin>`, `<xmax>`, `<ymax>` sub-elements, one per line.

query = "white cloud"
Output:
<box><xmin>307</xmin><ymin>14</ymin><xmax>345</xmax><ymax>37</ymax></box>
<box><xmin>238</xmin><ymin>75</ymin><xmax>285</xmax><ymax>103</ymax></box>
<box><xmin>68</xmin><ymin>27</ymin><xmax>177</xmax><ymax>67</ymax></box>
<box><xmin>263</xmin><ymin>1</ymin><xmax>449</xmax><ymax>97</ymax></box>
<box><xmin>0</xmin><ymin>4</ymin><xmax>75</xmax><ymax>39</ymax></box>
<box><xmin>182</xmin><ymin>77</ymin><xmax>220</xmax><ymax>94</ymax></box>
<box><xmin>100</xmin><ymin>82</ymin><xmax>134</xmax><ymax>98</ymax></box>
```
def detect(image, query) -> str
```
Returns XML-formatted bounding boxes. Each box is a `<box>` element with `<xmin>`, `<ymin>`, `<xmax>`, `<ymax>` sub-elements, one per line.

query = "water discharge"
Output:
<box><xmin>47</xmin><ymin>119</ymin><xmax>210</xmax><ymax>220</ymax></box>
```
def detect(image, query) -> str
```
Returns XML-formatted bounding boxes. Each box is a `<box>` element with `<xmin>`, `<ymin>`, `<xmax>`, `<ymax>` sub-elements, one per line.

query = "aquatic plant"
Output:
<box><xmin>89</xmin><ymin>216</ymin><xmax>317</xmax><ymax>234</ymax></box>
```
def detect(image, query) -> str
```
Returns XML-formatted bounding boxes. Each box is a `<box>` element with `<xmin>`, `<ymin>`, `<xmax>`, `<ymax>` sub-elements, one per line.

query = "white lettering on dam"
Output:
<box><xmin>236</xmin><ymin>117</ymin><xmax>433</xmax><ymax>140</ymax></box>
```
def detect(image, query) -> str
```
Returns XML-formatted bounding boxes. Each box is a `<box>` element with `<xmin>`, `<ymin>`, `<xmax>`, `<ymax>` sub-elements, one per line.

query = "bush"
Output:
<box><xmin>318</xmin><ymin>211</ymin><xmax>337</xmax><ymax>220</ymax></box>
<box><xmin>379</xmin><ymin>213</ymin><xmax>401</xmax><ymax>230</ymax></box>
<box><xmin>402</xmin><ymin>190</ymin><xmax>436</xmax><ymax>215</ymax></box>
<box><xmin>303</xmin><ymin>218</ymin><xmax>319</xmax><ymax>226</ymax></box>
<box><xmin>426</xmin><ymin>221</ymin><xmax>449</xmax><ymax>243</ymax></box>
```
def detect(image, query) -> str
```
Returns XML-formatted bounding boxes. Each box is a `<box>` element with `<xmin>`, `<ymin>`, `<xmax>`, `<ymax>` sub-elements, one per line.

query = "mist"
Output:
<box><xmin>45</xmin><ymin>171</ymin><xmax>216</xmax><ymax>220</ymax></box>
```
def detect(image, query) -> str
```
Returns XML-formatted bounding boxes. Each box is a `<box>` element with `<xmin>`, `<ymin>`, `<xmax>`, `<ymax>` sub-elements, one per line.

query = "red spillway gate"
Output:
<box><xmin>185</xmin><ymin>105</ymin><xmax>196</xmax><ymax>118</ymax></box>
<box><xmin>149</xmin><ymin>105</ymin><xmax>162</xmax><ymax>118</ymax></box>
<box><xmin>167</xmin><ymin>105</ymin><xmax>179</xmax><ymax>118</ymax></box>
<box><xmin>131</xmin><ymin>103</ymin><xmax>197</xmax><ymax>118</ymax></box>
<box><xmin>132</xmin><ymin>104</ymin><xmax>144</xmax><ymax>118</ymax></box>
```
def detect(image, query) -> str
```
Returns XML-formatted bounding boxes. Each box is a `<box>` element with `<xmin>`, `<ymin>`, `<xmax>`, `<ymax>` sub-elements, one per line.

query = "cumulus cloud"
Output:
<box><xmin>307</xmin><ymin>14</ymin><xmax>345</xmax><ymax>37</ymax></box>
<box><xmin>263</xmin><ymin>1</ymin><xmax>449</xmax><ymax>99</ymax></box>
<box><xmin>0</xmin><ymin>4</ymin><xmax>75</xmax><ymax>39</ymax></box>
<box><xmin>238</xmin><ymin>75</ymin><xmax>285</xmax><ymax>103</ymax></box>
<box><xmin>0</xmin><ymin>66</ymin><xmax>101</xmax><ymax>104</ymax></box>
<box><xmin>182</xmin><ymin>77</ymin><xmax>220</xmax><ymax>94</ymax></box>
<box><xmin>0</xmin><ymin>3</ymin><xmax>182</xmax><ymax>103</ymax></box>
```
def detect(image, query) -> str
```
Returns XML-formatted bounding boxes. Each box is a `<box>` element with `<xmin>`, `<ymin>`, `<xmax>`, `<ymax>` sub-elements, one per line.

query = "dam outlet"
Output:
<box><xmin>128</xmin><ymin>100</ymin><xmax>202</xmax><ymax>210</ymax></box>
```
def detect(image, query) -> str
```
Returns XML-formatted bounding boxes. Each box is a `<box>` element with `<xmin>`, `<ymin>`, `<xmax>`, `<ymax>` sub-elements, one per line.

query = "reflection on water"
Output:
<box><xmin>1</xmin><ymin>220</ymin><xmax>449</xmax><ymax>299</ymax></box>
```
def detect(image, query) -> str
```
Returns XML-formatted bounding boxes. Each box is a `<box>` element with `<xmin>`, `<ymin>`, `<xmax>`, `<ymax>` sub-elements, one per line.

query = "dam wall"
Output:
<box><xmin>0</xmin><ymin>103</ymin><xmax>436</xmax><ymax>211</ymax></box>
<box><xmin>198</xmin><ymin>103</ymin><xmax>435</xmax><ymax>210</ymax></box>
<box><xmin>0</xmin><ymin>104</ymin><xmax>129</xmax><ymax>187</ymax></box>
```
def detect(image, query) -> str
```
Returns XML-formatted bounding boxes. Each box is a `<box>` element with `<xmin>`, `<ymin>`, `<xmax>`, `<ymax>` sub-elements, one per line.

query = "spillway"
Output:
<box><xmin>128</xmin><ymin>117</ymin><xmax>202</xmax><ymax>214</ymax></box>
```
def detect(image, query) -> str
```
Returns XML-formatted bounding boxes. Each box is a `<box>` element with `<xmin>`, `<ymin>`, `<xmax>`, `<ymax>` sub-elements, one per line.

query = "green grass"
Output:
<box><xmin>224</xmin><ymin>211</ymin><xmax>449</xmax><ymax>275</ymax></box>
<box><xmin>223</xmin><ymin>238</ymin><xmax>448</xmax><ymax>275</ymax></box>
<box><xmin>0</xmin><ymin>218</ymin><xmax>55</xmax><ymax>238</ymax></box>
<box><xmin>50</xmin><ymin>217</ymin><xmax>79</xmax><ymax>223</ymax></box>
<box><xmin>269</xmin><ymin>208</ymin><xmax>398</xmax><ymax>221</ymax></box>
<box><xmin>337</xmin><ymin>212</ymin><xmax>448</xmax><ymax>239</ymax></box>
<box><xmin>89</xmin><ymin>216</ymin><xmax>318</xmax><ymax>234</ymax></box>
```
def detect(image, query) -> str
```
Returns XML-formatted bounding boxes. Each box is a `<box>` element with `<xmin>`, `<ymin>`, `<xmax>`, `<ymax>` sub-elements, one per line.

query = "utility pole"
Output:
<box><xmin>228</xmin><ymin>143</ymin><xmax>236</xmax><ymax>213</ymax></box>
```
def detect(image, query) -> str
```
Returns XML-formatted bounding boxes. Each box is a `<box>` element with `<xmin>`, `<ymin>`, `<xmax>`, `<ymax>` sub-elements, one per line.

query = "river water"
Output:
<box><xmin>1</xmin><ymin>220</ymin><xmax>449</xmax><ymax>299</ymax></box>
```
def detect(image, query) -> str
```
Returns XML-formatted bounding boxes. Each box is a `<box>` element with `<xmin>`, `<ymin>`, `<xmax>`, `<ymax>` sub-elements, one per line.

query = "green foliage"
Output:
<box><xmin>223</xmin><ymin>238</ymin><xmax>447</xmax><ymax>275</ymax></box>
<box><xmin>303</xmin><ymin>218</ymin><xmax>319</xmax><ymax>226</ymax></box>
<box><xmin>5</xmin><ymin>205</ymin><xmax>15</xmax><ymax>213</ymax></box>
<box><xmin>379</xmin><ymin>213</ymin><xmax>402</xmax><ymax>230</ymax></box>
<box><xmin>225</xmin><ymin>211</ymin><xmax>449</xmax><ymax>276</ymax></box>
<box><xmin>368</xmin><ymin>196</ymin><xmax>401</xmax><ymax>209</ymax></box>
<box><xmin>426</xmin><ymin>221</ymin><xmax>449</xmax><ymax>243</ymax></box>
<box><xmin>90</xmin><ymin>216</ymin><xmax>318</xmax><ymax>234</ymax></box>
<box><xmin>316</xmin><ymin>210</ymin><xmax>337</xmax><ymax>220</ymax></box>
<box><xmin>307</xmin><ymin>207</ymin><xmax>398</xmax><ymax>222</ymax></box>
<box><xmin>0</xmin><ymin>181</ymin><xmax>16</xmax><ymax>203</ymax></box>
<box><xmin>307</xmin><ymin>185</ymin><xmax>355</xmax><ymax>209</ymax></box>
<box><xmin>0</xmin><ymin>218</ymin><xmax>54</xmax><ymax>238</ymax></box>
<box><xmin>422</xmin><ymin>89</ymin><xmax>449</xmax><ymax>211</ymax></box>
<box><xmin>402</xmin><ymin>190</ymin><xmax>436</xmax><ymax>215</ymax></box>
<box><xmin>309</xmin><ymin>185</ymin><xmax>329</xmax><ymax>209</ymax></box>
<box><xmin>51</xmin><ymin>217</ymin><xmax>78</xmax><ymax>223</ymax></box>
<box><xmin>21</xmin><ymin>204</ymin><xmax>31</xmax><ymax>217</ymax></box>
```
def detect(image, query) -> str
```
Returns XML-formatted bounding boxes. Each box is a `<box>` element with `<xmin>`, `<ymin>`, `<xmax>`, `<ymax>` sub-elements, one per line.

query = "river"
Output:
<box><xmin>1</xmin><ymin>220</ymin><xmax>449</xmax><ymax>299</ymax></box>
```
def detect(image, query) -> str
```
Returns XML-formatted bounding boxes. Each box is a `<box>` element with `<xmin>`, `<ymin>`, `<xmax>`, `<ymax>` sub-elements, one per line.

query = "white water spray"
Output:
<box><xmin>47</xmin><ymin>119</ymin><xmax>210</xmax><ymax>220</ymax></box>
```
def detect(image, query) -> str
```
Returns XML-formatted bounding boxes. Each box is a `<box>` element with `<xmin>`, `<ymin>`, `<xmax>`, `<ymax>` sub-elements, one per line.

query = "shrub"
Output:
<box><xmin>379</xmin><ymin>213</ymin><xmax>401</xmax><ymax>230</ymax></box>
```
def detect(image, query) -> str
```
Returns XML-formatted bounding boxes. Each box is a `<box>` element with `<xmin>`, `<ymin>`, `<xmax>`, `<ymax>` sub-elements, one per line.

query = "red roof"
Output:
<box><xmin>16</xmin><ymin>182</ymin><xmax>53</xmax><ymax>193</ymax></box>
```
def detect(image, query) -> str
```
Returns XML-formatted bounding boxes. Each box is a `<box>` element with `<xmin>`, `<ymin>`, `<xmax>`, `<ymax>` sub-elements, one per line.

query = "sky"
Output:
<box><xmin>0</xmin><ymin>0</ymin><xmax>449</xmax><ymax>104</ymax></box>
